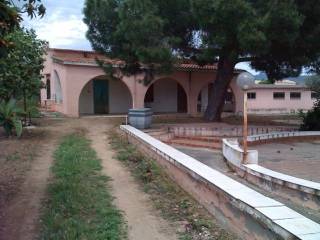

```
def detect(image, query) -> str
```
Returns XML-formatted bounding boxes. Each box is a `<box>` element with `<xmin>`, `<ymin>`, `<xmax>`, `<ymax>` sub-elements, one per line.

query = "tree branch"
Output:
<box><xmin>236</xmin><ymin>56</ymin><xmax>255</xmax><ymax>63</ymax></box>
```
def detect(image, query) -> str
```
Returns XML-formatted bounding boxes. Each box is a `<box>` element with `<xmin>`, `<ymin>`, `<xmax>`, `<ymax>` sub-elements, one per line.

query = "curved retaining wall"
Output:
<box><xmin>222</xmin><ymin>138</ymin><xmax>258</xmax><ymax>168</ymax></box>
<box><xmin>120</xmin><ymin>125</ymin><xmax>320</xmax><ymax>240</ymax></box>
<box><xmin>247</xmin><ymin>131</ymin><xmax>320</xmax><ymax>144</ymax></box>
<box><xmin>222</xmin><ymin>132</ymin><xmax>320</xmax><ymax>210</ymax></box>
<box><xmin>169</xmin><ymin>126</ymin><xmax>296</xmax><ymax>138</ymax></box>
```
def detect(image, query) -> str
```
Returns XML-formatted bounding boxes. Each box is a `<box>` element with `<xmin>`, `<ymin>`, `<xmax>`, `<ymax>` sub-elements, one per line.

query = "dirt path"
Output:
<box><xmin>86</xmin><ymin>119</ymin><xmax>178</xmax><ymax>240</ymax></box>
<box><xmin>0</xmin><ymin>119</ymin><xmax>76</xmax><ymax>240</ymax></box>
<box><xmin>0</xmin><ymin>117</ymin><xmax>178</xmax><ymax>240</ymax></box>
<box><xmin>0</xmin><ymin>138</ymin><xmax>57</xmax><ymax>240</ymax></box>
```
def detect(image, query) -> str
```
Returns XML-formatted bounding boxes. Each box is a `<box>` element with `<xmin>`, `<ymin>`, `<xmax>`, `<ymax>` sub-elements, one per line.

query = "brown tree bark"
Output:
<box><xmin>204</xmin><ymin>56</ymin><xmax>236</xmax><ymax>121</ymax></box>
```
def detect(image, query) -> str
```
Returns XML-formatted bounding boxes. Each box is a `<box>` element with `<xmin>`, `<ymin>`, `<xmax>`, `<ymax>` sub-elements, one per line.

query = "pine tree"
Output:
<box><xmin>84</xmin><ymin>0</ymin><xmax>320</xmax><ymax>121</ymax></box>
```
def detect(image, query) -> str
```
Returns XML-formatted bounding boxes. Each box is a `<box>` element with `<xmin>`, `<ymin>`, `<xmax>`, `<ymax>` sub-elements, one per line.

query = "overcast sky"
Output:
<box><xmin>22</xmin><ymin>0</ymin><xmax>257</xmax><ymax>74</ymax></box>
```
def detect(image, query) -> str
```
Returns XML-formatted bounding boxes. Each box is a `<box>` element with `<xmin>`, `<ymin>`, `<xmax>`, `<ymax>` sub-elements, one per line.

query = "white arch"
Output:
<box><xmin>53</xmin><ymin>70</ymin><xmax>63</xmax><ymax>103</ymax></box>
<box><xmin>144</xmin><ymin>77</ymin><xmax>188</xmax><ymax>113</ymax></box>
<box><xmin>197</xmin><ymin>84</ymin><xmax>236</xmax><ymax>113</ymax></box>
<box><xmin>78</xmin><ymin>76</ymin><xmax>133</xmax><ymax>115</ymax></box>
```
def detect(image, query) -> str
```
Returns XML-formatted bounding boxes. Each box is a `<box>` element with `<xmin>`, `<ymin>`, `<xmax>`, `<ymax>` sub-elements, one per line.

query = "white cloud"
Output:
<box><xmin>235</xmin><ymin>62</ymin><xmax>260</xmax><ymax>75</ymax></box>
<box><xmin>22</xmin><ymin>0</ymin><xmax>91</xmax><ymax>50</ymax></box>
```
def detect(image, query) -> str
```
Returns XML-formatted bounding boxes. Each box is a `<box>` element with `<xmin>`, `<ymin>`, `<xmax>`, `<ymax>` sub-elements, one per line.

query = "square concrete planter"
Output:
<box><xmin>128</xmin><ymin>108</ymin><xmax>153</xmax><ymax>129</ymax></box>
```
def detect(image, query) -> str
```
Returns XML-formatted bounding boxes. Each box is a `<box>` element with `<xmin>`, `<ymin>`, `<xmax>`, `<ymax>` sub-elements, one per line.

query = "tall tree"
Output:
<box><xmin>300</xmin><ymin>75</ymin><xmax>320</xmax><ymax>131</ymax></box>
<box><xmin>306</xmin><ymin>75</ymin><xmax>320</xmax><ymax>101</ymax></box>
<box><xmin>84</xmin><ymin>0</ymin><xmax>320</xmax><ymax>121</ymax></box>
<box><xmin>0</xmin><ymin>28</ymin><xmax>47</xmax><ymax>122</ymax></box>
<box><xmin>0</xmin><ymin>0</ymin><xmax>45</xmax><ymax>57</ymax></box>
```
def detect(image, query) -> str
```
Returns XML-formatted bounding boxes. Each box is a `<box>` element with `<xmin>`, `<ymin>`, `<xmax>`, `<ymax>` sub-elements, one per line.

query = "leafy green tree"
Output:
<box><xmin>84</xmin><ymin>0</ymin><xmax>320</xmax><ymax>121</ymax></box>
<box><xmin>306</xmin><ymin>75</ymin><xmax>320</xmax><ymax>100</ymax></box>
<box><xmin>0</xmin><ymin>0</ymin><xmax>45</xmax><ymax>57</ymax></box>
<box><xmin>300</xmin><ymin>75</ymin><xmax>320</xmax><ymax>130</ymax></box>
<box><xmin>0</xmin><ymin>28</ymin><xmax>47</xmax><ymax>123</ymax></box>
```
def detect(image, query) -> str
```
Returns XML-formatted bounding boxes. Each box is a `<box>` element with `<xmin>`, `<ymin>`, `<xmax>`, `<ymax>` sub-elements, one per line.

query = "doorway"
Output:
<box><xmin>177</xmin><ymin>84</ymin><xmax>187</xmax><ymax>113</ymax></box>
<box><xmin>94</xmin><ymin>80</ymin><xmax>109</xmax><ymax>114</ymax></box>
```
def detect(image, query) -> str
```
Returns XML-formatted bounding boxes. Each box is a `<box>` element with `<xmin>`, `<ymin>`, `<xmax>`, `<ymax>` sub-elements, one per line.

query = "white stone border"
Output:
<box><xmin>222</xmin><ymin>138</ymin><xmax>258</xmax><ymax>168</ymax></box>
<box><xmin>247</xmin><ymin>131</ymin><xmax>320</xmax><ymax>142</ymax></box>
<box><xmin>223</xmin><ymin>132</ymin><xmax>320</xmax><ymax>212</ymax></box>
<box><xmin>223</xmin><ymin>138</ymin><xmax>320</xmax><ymax>195</ymax></box>
<box><xmin>121</xmin><ymin>125</ymin><xmax>320</xmax><ymax>240</ymax></box>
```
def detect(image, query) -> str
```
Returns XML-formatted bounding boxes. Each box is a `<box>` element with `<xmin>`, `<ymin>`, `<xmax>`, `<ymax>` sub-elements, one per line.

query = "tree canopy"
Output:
<box><xmin>0</xmin><ymin>28</ymin><xmax>47</xmax><ymax>103</ymax></box>
<box><xmin>301</xmin><ymin>75</ymin><xmax>320</xmax><ymax>131</ymax></box>
<box><xmin>306</xmin><ymin>75</ymin><xmax>320</xmax><ymax>99</ymax></box>
<box><xmin>0</xmin><ymin>0</ymin><xmax>45</xmax><ymax>57</ymax></box>
<box><xmin>84</xmin><ymin>0</ymin><xmax>320</xmax><ymax>121</ymax></box>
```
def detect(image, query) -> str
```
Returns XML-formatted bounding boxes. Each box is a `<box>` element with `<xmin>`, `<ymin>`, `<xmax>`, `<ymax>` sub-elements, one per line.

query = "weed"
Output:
<box><xmin>110</xmin><ymin>131</ymin><xmax>235</xmax><ymax>240</ymax></box>
<box><xmin>6</xmin><ymin>152</ymin><xmax>20</xmax><ymax>161</ymax></box>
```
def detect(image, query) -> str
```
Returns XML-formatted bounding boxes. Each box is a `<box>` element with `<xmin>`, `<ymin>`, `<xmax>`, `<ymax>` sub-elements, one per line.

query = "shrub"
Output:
<box><xmin>301</xmin><ymin>75</ymin><xmax>320</xmax><ymax>131</ymax></box>
<box><xmin>0</xmin><ymin>99</ymin><xmax>23</xmax><ymax>137</ymax></box>
<box><xmin>18</xmin><ymin>97</ymin><xmax>40</xmax><ymax>125</ymax></box>
<box><xmin>300</xmin><ymin>106</ymin><xmax>320</xmax><ymax>131</ymax></box>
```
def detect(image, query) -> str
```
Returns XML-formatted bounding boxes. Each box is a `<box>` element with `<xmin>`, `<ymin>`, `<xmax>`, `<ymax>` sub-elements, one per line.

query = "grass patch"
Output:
<box><xmin>110</xmin><ymin>131</ymin><xmax>236</xmax><ymax>240</ymax></box>
<box><xmin>40</xmin><ymin>133</ymin><xmax>126</xmax><ymax>240</ymax></box>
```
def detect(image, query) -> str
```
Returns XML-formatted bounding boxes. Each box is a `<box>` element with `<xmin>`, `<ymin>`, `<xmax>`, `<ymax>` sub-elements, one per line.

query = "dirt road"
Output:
<box><xmin>0</xmin><ymin>117</ymin><xmax>177</xmax><ymax>240</ymax></box>
<box><xmin>86</xmin><ymin>118</ymin><xmax>178</xmax><ymax>240</ymax></box>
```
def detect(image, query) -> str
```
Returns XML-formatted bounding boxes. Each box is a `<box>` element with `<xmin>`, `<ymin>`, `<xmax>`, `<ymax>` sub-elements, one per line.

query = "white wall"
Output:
<box><xmin>246</xmin><ymin>89</ymin><xmax>315</xmax><ymax>114</ymax></box>
<box><xmin>79</xmin><ymin>81</ymin><xmax>94</xmax><ymax>114</ymax></box>
<box><xmin>146</xmin><ymin>79</ymin><xmax>178</xmax><ymax>113</ymax></box>
<box><xmin>109</xmin><ymin>79</ymin><xmax>132</xmax><ymax>114</ymax></box>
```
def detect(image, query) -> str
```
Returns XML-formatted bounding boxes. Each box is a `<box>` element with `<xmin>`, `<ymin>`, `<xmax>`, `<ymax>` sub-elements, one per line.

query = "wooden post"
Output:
<box><xmin>243</xmin><ymin>91</ymin><xmax>248</xmax><ymax>163</ymax></box>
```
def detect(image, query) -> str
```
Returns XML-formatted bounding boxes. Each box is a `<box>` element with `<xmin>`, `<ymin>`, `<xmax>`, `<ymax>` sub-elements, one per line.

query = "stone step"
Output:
<box><xmin>166</xmin><ymin>138</ymin><xmax>222</xmax><ymax>149</ymax></box>
<box><xmin>174</xmin><ymin>136</ymin><xmax>222</xmax><ymax>142</ymax></box>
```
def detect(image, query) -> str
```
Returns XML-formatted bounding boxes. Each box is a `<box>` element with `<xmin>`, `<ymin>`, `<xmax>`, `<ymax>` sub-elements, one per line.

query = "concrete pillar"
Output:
<box><xmin>187</xmin><ymin>72</ymin><xmax>199</xmax><ymax>116</ymax></box>
<box><xmin>123</xmin><ymin>74</ymin><xmax>147</xmax><ymax>109</ymax></box>
<box><xmin>189</xmin><ymin>94</ymin><xmax>198</xmax><ymax>116</ymax></box>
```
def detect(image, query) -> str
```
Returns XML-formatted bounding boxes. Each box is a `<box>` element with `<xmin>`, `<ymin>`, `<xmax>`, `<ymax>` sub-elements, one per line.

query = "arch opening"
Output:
<box><xmin>79</xmin><ymin>76</ymin><xmax>133</xmax><ymax>115</ymax></box>
<box><xmin>197</xmin><ymin>83</ymin><xmax>235</xmax><ymax>113</ymax></box>
<box><xmin>144</xmin><ymin>78</ymin><xmax>187</xmax><ymax>113</ymax></box>
<box><xmin>53</xmin><ymin>70</ymin><xmax>63</xmax><ymax>103</ymax></box>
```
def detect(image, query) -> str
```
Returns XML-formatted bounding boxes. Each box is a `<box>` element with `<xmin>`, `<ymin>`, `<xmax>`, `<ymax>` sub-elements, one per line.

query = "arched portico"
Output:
<box><xmin>53</xmin><ymin>70</ymin><xmax>63</xmax><ymax>103</ymax></box>
<box><xmin>197</xmin><ymin>83</ymin><xmax>236</xmax><ymax>113</ymax></box>
<box><xmin>78</xmin><ymin>76</ymin><xmax>133</xmax><ymax>115</ymax></box>
<box><xmin>143</xmin><ymin>77</ymin><xmax>188</xmax><ymax>113</ymax></box>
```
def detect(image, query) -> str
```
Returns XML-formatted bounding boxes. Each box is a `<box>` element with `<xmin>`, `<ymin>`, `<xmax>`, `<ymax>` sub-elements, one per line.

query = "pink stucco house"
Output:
<box><xmin>41</xmin><ymin>48</ymin><xmax>315</xmax><ymax>117</ymax></box>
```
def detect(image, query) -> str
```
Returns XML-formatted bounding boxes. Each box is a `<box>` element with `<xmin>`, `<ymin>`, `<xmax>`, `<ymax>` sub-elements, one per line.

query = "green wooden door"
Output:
<box><xmin>94</xmin><ymin>80</ymin><xmax>109</xmax><ymax>114</ymax></box>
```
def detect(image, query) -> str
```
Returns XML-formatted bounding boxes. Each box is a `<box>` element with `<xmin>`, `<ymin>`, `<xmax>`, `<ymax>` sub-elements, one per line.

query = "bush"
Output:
<box><xmin>300</xmin><ymin>106</ymin><xmax>320</xmax><ymax>131</ymax></box>
<box><xmin>18</xmin><ymin>97</ymin><xmax>40</xmax><ymax>126</ymax></box>
<box><xmin>0</xmin><ymin>99</ymin><xmax>23</xmax><ymax>137</ymax></box>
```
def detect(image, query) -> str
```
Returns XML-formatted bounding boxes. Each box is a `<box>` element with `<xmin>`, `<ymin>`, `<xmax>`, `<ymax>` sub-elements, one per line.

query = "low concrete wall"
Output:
<box><xmin>120</xmin><ymin>125</ymin><xmax>320</xmax><ymax>240</ymax></box>
<box><xmin>247</xmin><ymin>131</ymin><xmax>320</xmax><ymax>143</ymax></box>
<box><xmin>223</xmin><ymin>134</ymin><xmax>320</xmax><ymax>211</ymax></box>
<box><xmin>169</xmin><ymin>126</ymin><xmax>296</xmax><ymax>138</ymax></box>
<box><xmin>222</xmin><ymin>139</ymin><xmax>258</xmax><ymax>168</ymax></box>
<box><xmin>244</xmin><ymin>164</ymin><xmax>320</xmax><ymax>210</ymax></box>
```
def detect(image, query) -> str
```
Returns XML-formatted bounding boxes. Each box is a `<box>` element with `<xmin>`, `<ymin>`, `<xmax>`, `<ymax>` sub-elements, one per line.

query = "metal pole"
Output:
<box><xmin>243</xmin><ymin>90</ymin><xmax>248</xmax><ymax>163</ymax></box>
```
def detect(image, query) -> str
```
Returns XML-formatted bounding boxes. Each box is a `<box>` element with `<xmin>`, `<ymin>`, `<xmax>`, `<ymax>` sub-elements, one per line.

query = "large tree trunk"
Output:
<box><xmin>204</xmin><ymin>56</ymin><xmax>236</xmax><ymax>121</ymax></box>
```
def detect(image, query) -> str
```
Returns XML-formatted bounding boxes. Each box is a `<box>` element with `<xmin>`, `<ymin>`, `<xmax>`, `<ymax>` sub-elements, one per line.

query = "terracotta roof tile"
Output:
<box><xmin>52</xmin><ymin>56</ymin><xmax>123</xmax><ymax>65</ymax></box>
<box><xmin>50</xmin><ymin>48</ymin><xmax>219</xmax><ymax>71</ymax></box>
<box><xmin>177</xmin><ymin>63</ymin><xmax>218</xmax><ymax>70</ymax></box>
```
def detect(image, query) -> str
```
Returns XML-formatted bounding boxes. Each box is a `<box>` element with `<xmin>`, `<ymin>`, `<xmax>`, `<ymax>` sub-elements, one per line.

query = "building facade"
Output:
<box><xmin>41</xmin><ymin>49</ymin><xmax>315</xmax><ymax>117</ymax></box>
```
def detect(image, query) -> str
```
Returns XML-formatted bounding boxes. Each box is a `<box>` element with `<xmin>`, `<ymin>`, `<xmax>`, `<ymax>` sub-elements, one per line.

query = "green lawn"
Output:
<box><xmin>40</xmin><ymin>133</ymin><xmax>126</xmax><ymax>240</ymax></box>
